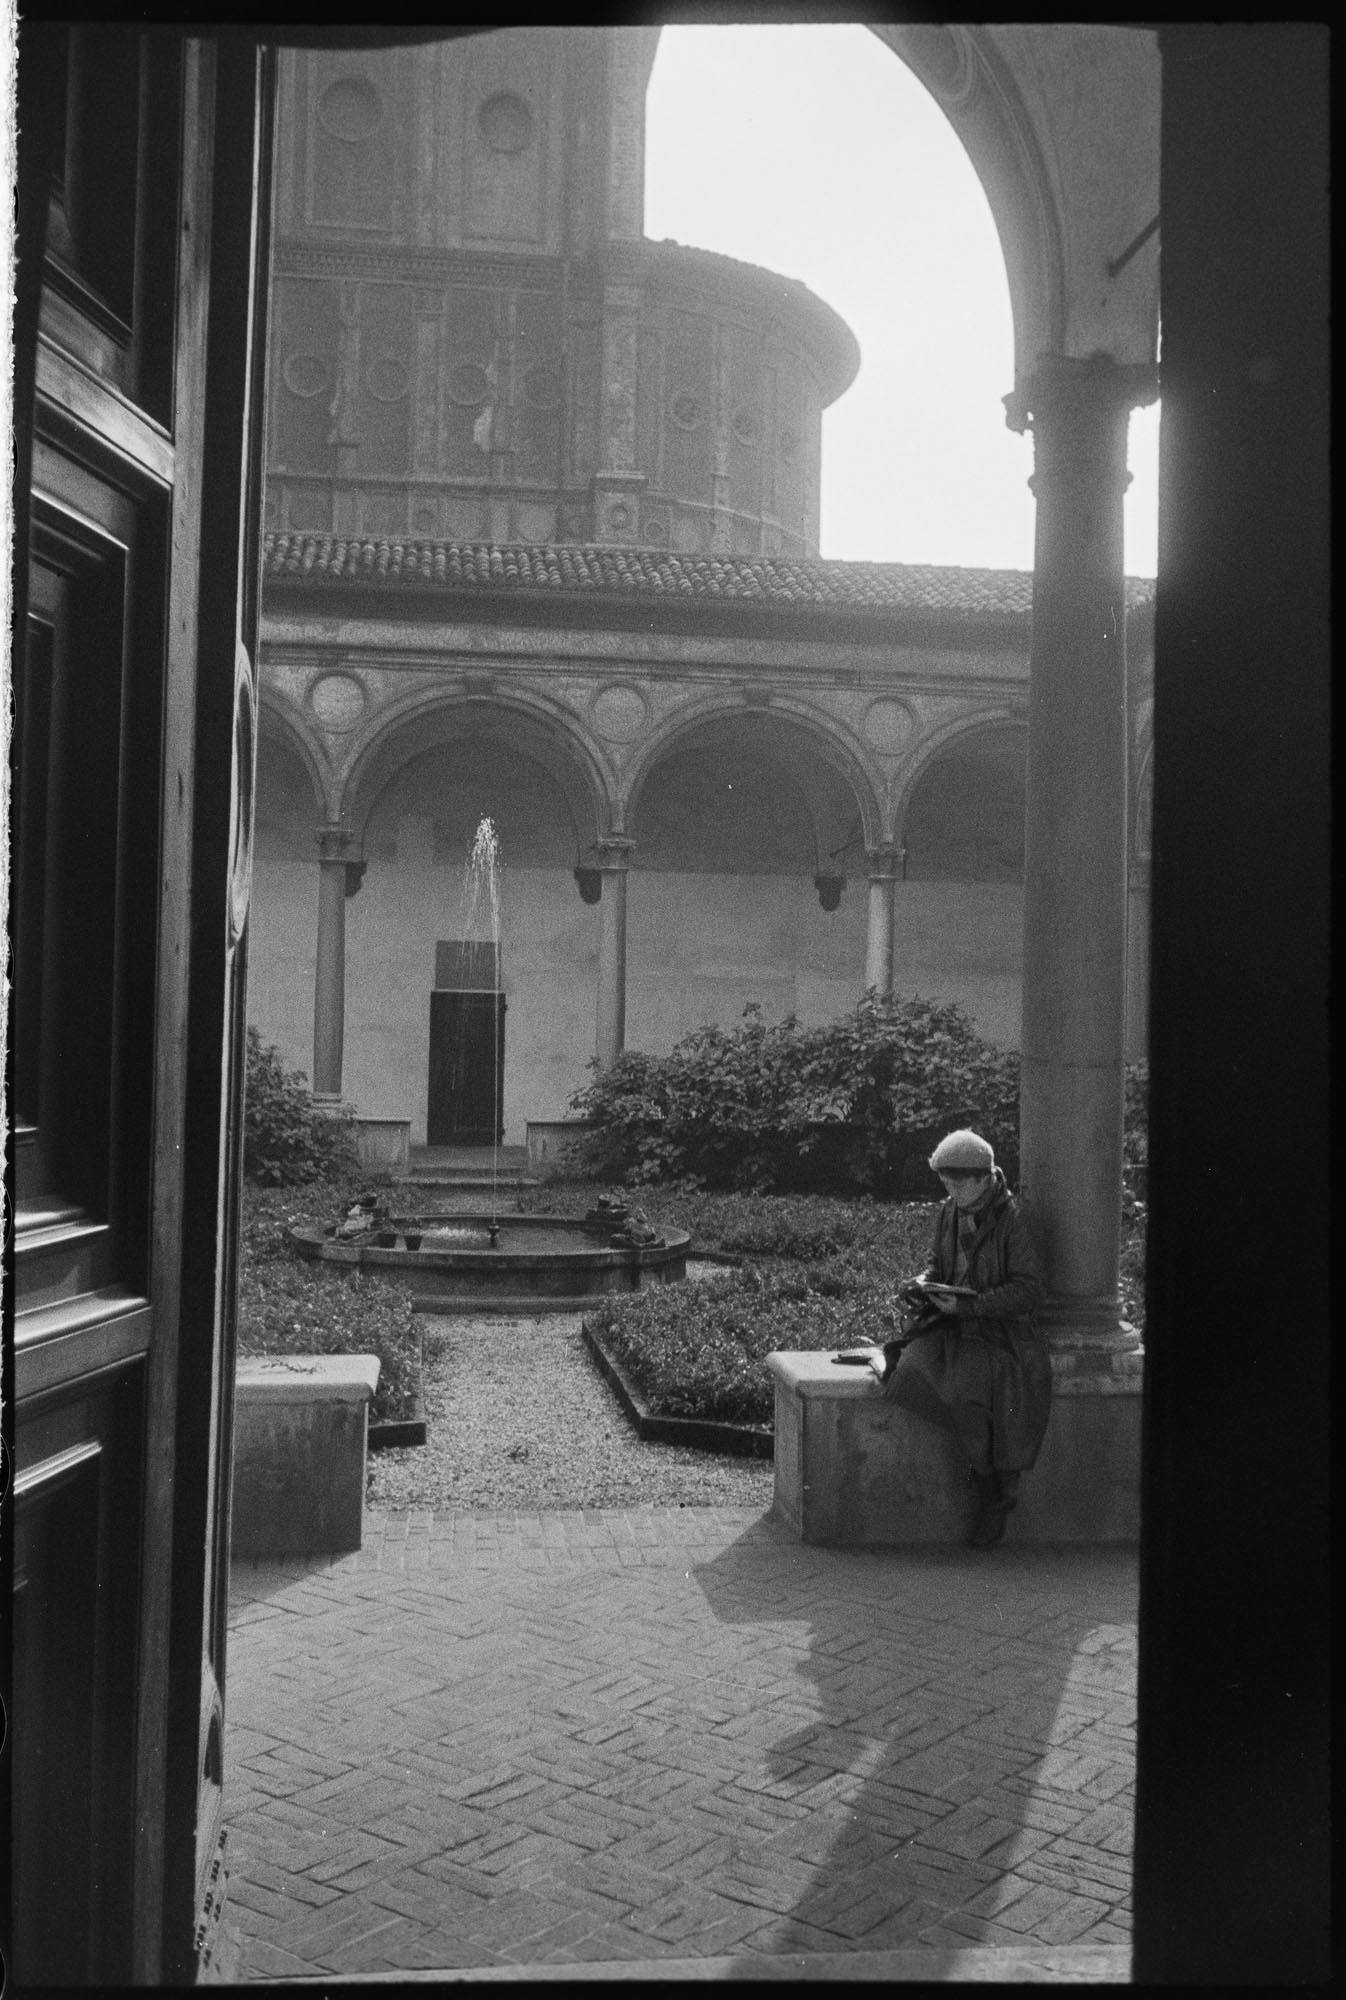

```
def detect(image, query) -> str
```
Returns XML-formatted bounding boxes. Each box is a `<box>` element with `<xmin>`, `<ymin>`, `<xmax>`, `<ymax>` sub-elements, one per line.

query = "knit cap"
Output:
<box><xmin>928</xmin><ymin>1128</ymin><xmax>995</xmax><ymax>1174</ymax></box>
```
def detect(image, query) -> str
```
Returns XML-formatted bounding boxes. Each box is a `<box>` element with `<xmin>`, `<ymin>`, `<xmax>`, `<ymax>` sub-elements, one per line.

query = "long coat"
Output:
<box><xmin>886</xmin><ymin>1170</ymin><xmax>1052</xmax><ymax>1472</ymax></box>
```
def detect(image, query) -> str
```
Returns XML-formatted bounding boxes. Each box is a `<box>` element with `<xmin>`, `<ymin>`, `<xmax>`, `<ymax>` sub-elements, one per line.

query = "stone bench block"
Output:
<box><xmin>766</xmin><ymin>1349</ymin><xmax>1141</xmax><ymax>1546</ymax></box>
<box><xmin>525</xmin><ymin>1119</ymin><xmax>594</xmax><ymax>1172</ymax></box>
<box><xmin>232</xmin><ymin>1355</ymin><xmax>380</xmax><ymax>1556</ymax></box>
<box><xmin>353</xmin><ymin>1118</ymin><xmax>410</xmax><ymax>1173</ymax></box>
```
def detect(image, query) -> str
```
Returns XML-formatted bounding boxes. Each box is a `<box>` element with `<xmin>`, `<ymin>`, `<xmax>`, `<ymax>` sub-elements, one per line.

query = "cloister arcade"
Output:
<box><xmin>251</xmin><ymin>611</ymin><xmax>1153</xmax><ymax>1151</ymax></box>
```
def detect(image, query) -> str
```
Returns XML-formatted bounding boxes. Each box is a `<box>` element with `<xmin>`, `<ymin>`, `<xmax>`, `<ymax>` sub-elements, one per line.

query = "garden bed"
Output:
<box><xmin>238</xmin><ymin>1176</ymin><xmax>424</xmax><ymax>1432</ymax></box>
<box><xmin>240</xmin><ymin>1174</ymin><xmax>1145</xmax><ymax>1441</ymax></box>
<box><xmin>367</xmin><ymin>1324</ymin><xmax>428</xmax><ymax>1450</ymax></box>
<box><xmin>581</xmin><ymin>1244</ymin><xmax>921</xmax><ymax>1433</ymax></box>
<box><xmin>582</xmin><ymin>1319</ymin><xmax>773</xmax><ymax>1458</ymax></box>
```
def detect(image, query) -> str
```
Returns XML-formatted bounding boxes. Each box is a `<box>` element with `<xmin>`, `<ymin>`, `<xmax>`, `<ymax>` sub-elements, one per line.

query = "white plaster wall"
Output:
<box><xmin>247</xmin><ymin>850</ymin><xmax>1025</xmax><ymax>1142</ymax></box>
<box><xmin>891</xmin><ymin>882</ymin><xmax>1024</xmax><ymax>1045</ymax></box>
<box><xmin>626</xmin><ymin>869</ymin><xmax>866</xmax><ymax>1048</ymax></box>
<box><xmin>247</xmin><ymin>856</ymin><xmax>322</xmax><ymax>1085</ymax></box>
<box><xmin>341</xmin><ymin>858</ymin><xmax>599</xmax><ymax>1144</ymax></box>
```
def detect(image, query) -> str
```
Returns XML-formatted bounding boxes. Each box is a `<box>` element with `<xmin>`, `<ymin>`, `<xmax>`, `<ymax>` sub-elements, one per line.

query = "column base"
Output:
<box><xmin>1040</xmin><ymin>1294</ymin><xmax>1144</xmax><ymax>1381</ymax></box>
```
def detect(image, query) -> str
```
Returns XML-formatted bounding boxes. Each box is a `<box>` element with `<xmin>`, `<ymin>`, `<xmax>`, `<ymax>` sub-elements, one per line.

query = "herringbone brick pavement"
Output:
<box><xmin>225</xmin><ymin>1506</ymin><xmax>1136</xmax><ymax>1980</ymax></box>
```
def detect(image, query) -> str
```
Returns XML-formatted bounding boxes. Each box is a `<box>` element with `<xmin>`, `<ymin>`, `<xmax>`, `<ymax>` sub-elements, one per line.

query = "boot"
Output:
<box><xmin>966</xmin><ymin>1470</ymin><xmax>1016</xmax><ymax>1548</ymax></box>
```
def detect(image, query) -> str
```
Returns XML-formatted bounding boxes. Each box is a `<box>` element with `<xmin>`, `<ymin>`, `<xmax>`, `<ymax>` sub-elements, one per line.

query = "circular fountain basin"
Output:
<box><xmin>289</xmin><ymin>1213</ymin><xmax>690</xmax><ymax>1302</ymax></box>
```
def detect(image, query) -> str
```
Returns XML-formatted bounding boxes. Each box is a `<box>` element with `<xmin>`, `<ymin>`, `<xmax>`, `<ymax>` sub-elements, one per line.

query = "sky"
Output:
<box><xmin>645</xmin><ymin>23</ymin><xmax>1160</xmax><ymax>577</ymax></box>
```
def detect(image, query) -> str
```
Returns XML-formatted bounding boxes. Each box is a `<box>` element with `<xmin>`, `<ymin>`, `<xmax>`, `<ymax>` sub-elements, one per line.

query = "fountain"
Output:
<box><xmin>289</xmin><ymin>1206</ymin><xmax>691</xmax><ymax>1304</ymax></box>
<box><xmin>290</xmin><ymin>818</ymin><xmax>690</xmax><ymax>1303</ymax></box>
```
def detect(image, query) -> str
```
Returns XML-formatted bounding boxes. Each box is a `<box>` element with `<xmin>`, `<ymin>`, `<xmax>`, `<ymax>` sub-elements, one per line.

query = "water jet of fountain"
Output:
<box><xmin>461</xmin><ymin>816</ymin><xmax>502</xmax><ymax>1239</ymax></box>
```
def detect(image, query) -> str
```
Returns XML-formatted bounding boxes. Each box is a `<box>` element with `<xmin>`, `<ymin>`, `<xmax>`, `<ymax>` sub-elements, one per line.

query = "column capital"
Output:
<box><xmin>864</xmin><ymin>843</ymin><xmax>903</xmax><ymax>882</ymax></box>
<box><xmin>316</xmin><ymin>824</ymin><xmax>354</xmax><ymax>864</ymax></box>
<box><xmin>595</xmin><ymin>836</ymin><xmax>636</xmax><ymax>871</ymax></box>
<box><xmin>1003</xmin><ymin>353</ymin><xmax>1160</xmax><ymax>436</ymax></box>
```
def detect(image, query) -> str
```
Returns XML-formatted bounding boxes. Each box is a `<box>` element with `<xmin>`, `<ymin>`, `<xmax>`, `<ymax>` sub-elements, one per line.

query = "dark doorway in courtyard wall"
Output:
<box><xmin>428</xmin><ymin>990</ymin><xmax>506</xmax><ymax>1145</ymax></box>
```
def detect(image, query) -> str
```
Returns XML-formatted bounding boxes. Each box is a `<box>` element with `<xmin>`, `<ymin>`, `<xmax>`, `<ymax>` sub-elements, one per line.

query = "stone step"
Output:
<box><xmin>398</xmin><ymin>1172</ymin><xmax>538</xmax><ymax>1191</ymax></box>
<box><xmin>409</xmin><ymin>1146</ymin><xmax>528</xmax><ymax>1166</ymax></box>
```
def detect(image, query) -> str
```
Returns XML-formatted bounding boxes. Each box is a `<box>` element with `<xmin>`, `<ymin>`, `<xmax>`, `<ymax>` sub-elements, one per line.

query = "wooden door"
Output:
<box><xmin>7</xmin><ymin>26</ymin><xmax>274</xmax><ymax>1984</ymax></box>
<box><xmin>427</xmin><ymin>992</ymin><xmax>507</xmax><ymax>1145</ymax></box>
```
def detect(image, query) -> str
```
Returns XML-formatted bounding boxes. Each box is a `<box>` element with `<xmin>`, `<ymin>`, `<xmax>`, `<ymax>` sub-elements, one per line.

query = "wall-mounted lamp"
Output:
<box><xmin>574</xmin><ymin>866</ymin><xmax>602</xmax><ymax>905</ymax></box>
<box><xmin>344</xmin><ymin>859</ymin><xmax>368</xmax><ymax>899</ymax></box>
<box><xmin>814</xmin><ymin>872</ymin><xmax>845</xmax><ymax>912</ymax></box>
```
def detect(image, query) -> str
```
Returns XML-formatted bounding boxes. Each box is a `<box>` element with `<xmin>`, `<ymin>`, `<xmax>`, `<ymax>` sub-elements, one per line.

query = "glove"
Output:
<box><xmin>879</xmin><ymin>1338</ymin><xmax>907</xmax><ymax>1382</ymax></box>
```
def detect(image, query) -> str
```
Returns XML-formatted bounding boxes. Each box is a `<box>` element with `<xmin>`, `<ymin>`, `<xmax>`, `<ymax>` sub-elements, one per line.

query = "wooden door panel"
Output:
<box><xmin>8</xmin><ymin>26</ymin><xmax>272</xmax><ymax>1985</ymax></box>
<box><xmin>428</xmin><ymin>990</ymin><xmax>506</xmax><ymax>1143</ymax></box>
<box><xmin>10</xmin><ymin>25</ymin><xmax>474</xmax><ymax>1987</ymax></box>
<box><xmin>38</xmin><ymin>25</ymin><xmax>184</xmax><ymax>422</ymax></box>
<box><xmin>10</xmin><ymin>385</ymin><xmax>170</xmax><ymax>1984</ymax></box>
<box><xmin>11</xmin><ymin>1367</ymin><xmax>146</xmax><ymax>1986</ymax></box>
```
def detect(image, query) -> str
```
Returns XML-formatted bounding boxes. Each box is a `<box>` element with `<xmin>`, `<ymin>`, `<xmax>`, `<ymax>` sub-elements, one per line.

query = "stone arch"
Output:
<box><xmin>255</xmin><ymin>701</ymin><xmax>331</xmax><ymax>863</ymax></box>
<box><xmin>867</xmin><ymin>24</ymin><xmax>1160</xmax><ymax>384</ymax></box>
<box><xmin>897</xmin><ymin>714</ymin><xmax>1028</xmax><ymax>882</ymax></box>
<box><xmin>615</xmin><ymin>697</ymin><xmax>883</xmax><ymax>1052</ymax></box>
<box><xmin>870</xmin><ymin>24</ymin><xmax>1064</xmax><ymax>383</ymax></box>
<box><xmin>337</xmin><ymin>687</ymin><xmax>613</xmax><ymax>856</ymax></box>
<box><xmin>622</xmin><ymin>695</ymin><xmax>884</xmax><ymax>862</ymax></box>
<box><xmin>258</xmin><ymin>697</ymin><xmax>329</xmax><ymax>813</ymax></box>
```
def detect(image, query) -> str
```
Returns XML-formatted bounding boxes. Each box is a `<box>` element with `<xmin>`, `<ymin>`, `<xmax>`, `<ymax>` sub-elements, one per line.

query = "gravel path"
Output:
<box><xmin>366</xmin><ymin>1309</ymin><xmax>775</xmax><ymax>1513</ymax></box>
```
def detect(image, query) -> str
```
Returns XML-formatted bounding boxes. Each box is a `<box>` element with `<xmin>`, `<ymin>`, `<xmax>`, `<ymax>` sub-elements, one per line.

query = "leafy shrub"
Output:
<box><xmin>243</xmin><ymin>1027</ymin><xmax>356</xmax><ymax>1185</ymax></box>
<box><xmin>1124</xmin><ymin>1059</ymin><xmax>1149</xmax><ymax>1177</ymax></box>
<box><xmin>785</xmin><ymin>993</ymin><xmax>1020</xmax><ymax>1194</ymax></box>
<box><xmin>527</xmin><ymin>1179</ymin><xmax>939</xmax><ymax>1265</ymax></box>
<box><xmin>569</xmin><ymin>993</ymin><xmax>1020</xmax><ymax>1195</ymax></box>
<box><xmin>1119</xmin><ymin>1204</ymin><xmax>1147</xmax><ymax>1330</ymax></box>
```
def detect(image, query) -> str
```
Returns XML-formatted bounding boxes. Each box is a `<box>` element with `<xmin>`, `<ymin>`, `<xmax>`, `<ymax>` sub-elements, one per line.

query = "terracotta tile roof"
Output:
<box><xmin>260</xmin><ymin>535</ymin><xmax>1157</xmax><ymax>620</ymax></box>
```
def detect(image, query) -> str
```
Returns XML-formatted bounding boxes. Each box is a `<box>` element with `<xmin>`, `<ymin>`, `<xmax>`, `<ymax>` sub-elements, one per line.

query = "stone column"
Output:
<box><xmin>864</xmin><ymin>845</ymin><xmax>900</xmax><ymax>995</ymax></box>
<box><xmin>312</xmin><ymin>824</ymin><xmax>353</xmax><ymax>1104</ymax></box>
<box><xmin>595</xmin><ymin>836</ymin><xmax>634</xmax><ymax>1069</ymax></box>
<box><xmin>1012</xmin><ymin>355</ymin><xmax>1157</xmax><ymax>1357</ymax></box>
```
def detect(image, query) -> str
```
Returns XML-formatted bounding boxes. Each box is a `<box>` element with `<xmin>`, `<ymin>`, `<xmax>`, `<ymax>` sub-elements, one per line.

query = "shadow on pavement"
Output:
<box><xmin>692</xmin><ymin>1518</ymin><xmax>1137</xmax><ymax>1964</ymax></box>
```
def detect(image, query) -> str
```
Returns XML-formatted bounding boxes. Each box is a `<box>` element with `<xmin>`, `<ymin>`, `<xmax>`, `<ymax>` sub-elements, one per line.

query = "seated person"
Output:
<box><xmin>883</xmin><ymin>1128</ymin><xmax>1051</xmax><ymax>1548</ymax></box>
